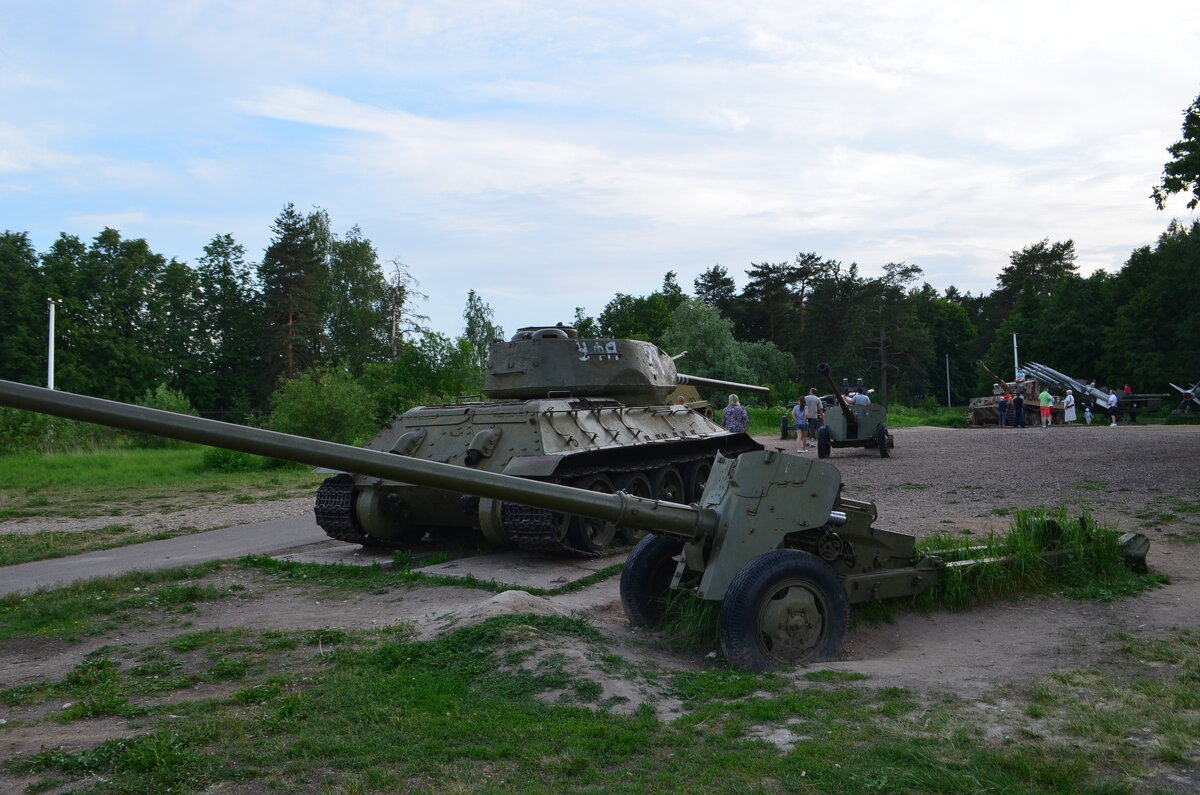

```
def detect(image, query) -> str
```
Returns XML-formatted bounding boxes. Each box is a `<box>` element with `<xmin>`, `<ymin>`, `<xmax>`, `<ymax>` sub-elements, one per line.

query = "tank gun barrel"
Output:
<box><xmin>0</xmin><ymin>380</ymin><xmax>717</xmax><ymax>544</ymax></box>
<box><xmin>976</xmin><ymin>360</ymin><xmax>1011</xmax><ymax>395</ymax></box>
<box><xmin>816</xmin><ymin>362</ymin><xmax>855</xmax><ymax>422</ymax></box>
<box><xmin>675</xmin><ymin>374</ymin><xmax>770</xmax><ymax>395</ymax></box>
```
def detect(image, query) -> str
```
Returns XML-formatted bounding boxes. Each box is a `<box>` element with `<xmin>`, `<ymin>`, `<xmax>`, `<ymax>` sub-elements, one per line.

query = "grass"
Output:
<box><xmin>0</xmin><ymin>509</ymin><xmax>1187</xmax><ymax>794</ymax></box>
<box><xmin>5</xmin><ymin>610</ymin><xmax>1196</xmax><ymax>793</ymax></box>
<box><xmin>0</xmin><ymin>447</ymin><xmax>317</xmax><ymax>521</ymax></box>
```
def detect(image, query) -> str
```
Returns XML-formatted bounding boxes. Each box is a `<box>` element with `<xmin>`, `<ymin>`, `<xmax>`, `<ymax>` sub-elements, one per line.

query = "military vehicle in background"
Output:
<box><xmin>968</xmin><ymin>361</ymin><xmax>1168</xmax><ymax>426</ymax></box>
<box><xmin>1168</xmin><ymin>378</ymin><xmax>1199</xmax><ymax>417</ymax></box>
<box><xmin>315</xmin><ymin>324</ymin><xmax>769</xmax><ymax>554</ymax></box>
<box><xmin>812</xmin><ymin>363</ymin><xmax>892</xmax><ymax>458</ymax></box>
<box><xmin>0</xmin><ymin>377</ymin><xmax>1149</xmax><ymax>669</ymax></box>
<box><xmin>967</xmin><ymin>360</ymin><xmax>1045</xmax><ymax>427</ymax></box>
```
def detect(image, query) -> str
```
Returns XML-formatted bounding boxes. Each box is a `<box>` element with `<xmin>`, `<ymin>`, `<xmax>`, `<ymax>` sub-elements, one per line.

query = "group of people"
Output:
<box><xmin>723</xmin><ymin>387</ymin><xmax>842</xmax><ymax>454</ymax></box>
<box><xmin>999</xmin><ymin>383</ymin><xmax>1130</xmax><ymax>428</ymax></box>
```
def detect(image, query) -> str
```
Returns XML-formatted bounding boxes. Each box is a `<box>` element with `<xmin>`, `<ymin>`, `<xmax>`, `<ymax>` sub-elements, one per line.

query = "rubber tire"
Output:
<box><xmin>620</xmin><ymin>534</ymin><xmax>685</xmax><ymax>627</ymax></box>
<box><xmin>683</xmin><ymin>459</ymin><xmax>713</xmax><ymax>504</ymax></box>
<box><xmin>876</xmin><ymin>424</ymin><xmax>889</xmax><ymax>458</ymax></box>
<box><xmin>718</xmin><ymin>549</ymin><xmax>849</xmax><ymax>671</ymax></box>
<box><xmin>567</xmin><ymin>474</ymin><xmax>618</xmax><ymax>552</ymax></box>
<box><xmin>651</xmin><ymin>465</ymin><xmax>686</xmax><ymax>505</ymax></box>
<box><xmin>616</xmin><ymin>472</ymin><xmax>653</xmax><ymax>545</ymax></box>
<box><xmin>816</xmin><ymin>426</ymin><xmax>832</xmax><ymax>459</ymax></box>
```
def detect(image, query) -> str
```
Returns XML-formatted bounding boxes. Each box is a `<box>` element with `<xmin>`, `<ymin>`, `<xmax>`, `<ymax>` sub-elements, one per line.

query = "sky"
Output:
<box><xmin>3</xmin><ymin>1</ymin><xmax>1198</xmax><ymax>340</ymax></box>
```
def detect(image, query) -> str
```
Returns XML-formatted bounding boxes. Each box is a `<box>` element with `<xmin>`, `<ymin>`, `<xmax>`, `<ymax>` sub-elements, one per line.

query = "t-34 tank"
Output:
<box><xmin>314</xmin><ymin>324</ymin><xmax>769</xmax><ymax>554</ymax></box>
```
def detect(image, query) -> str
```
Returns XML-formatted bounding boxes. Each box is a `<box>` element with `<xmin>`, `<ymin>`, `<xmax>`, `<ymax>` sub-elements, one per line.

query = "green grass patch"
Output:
<box><xmin>0</xmin><ymin>565</ymin><xmax>226</xmax><ymax>641</ymax></box>
<box><xmin>911</xmin><ymin>510</ymin><xmax>1165</xmax><ymax>612</ymax></box>
<box><xmin>9</xmin><ymin>611</ymin><xmax>1190</xmax><ymax>793</ymax></box>
<box><xmin>0</xmin><ymin>447</ymin><xmax>317</xmax><ymax>521</ymax></box>
<box><xmin>0</xmin><ymin>525</ymin><xmax>203</xmax><ymax>567</ymax></box>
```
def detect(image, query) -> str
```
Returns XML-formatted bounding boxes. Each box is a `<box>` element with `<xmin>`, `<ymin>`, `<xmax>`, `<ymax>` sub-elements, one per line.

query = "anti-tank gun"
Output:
<box><xmin>812</xmin><ymin>363</ymin><xmax>892</xmax><ymax>458</ymax></box>
<box><xmin>0</xmin><ymin>379</ymin><xmax>1150</xmax><ymax>671</ymax></box>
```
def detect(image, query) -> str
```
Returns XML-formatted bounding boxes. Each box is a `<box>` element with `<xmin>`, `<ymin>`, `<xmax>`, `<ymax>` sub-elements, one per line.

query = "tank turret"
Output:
<box><xmin>485</xmin><ymin>324</ymin><xmax>769</xmax><ymax>405</ymax></box>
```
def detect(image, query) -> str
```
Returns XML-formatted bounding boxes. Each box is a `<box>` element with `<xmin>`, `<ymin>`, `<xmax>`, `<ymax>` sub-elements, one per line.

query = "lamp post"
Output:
<box><xmin>47</xmin><ymin>298</ymin><xmax>61</xmax><ymax>390</ymax></box>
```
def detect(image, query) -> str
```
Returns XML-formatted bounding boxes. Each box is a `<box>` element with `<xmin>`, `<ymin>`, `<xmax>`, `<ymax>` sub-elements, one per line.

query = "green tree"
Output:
<box><xmin>597</xmin><ymin>292</ymin><xmax>673</xmax><ymax>341</ymax></box>
<box><xmin>39</xmin><ymin>229</ymin><xmax>168</xmax><ymax>400</ymax></box>
<box><xmin>1152</xmin><ymin>91</ymin><xmax>1200</xmax><ymax>210</ymax></box>
<box><xmin>912</xmin><ymin>284</ymin><xmax>978</xmax><ymax>405</ymax></box>
<box><xmin>692</xmin><ymin>265</ymin><xmax>737</xmax><ymax>314</ymax></box>
<box><xmin>461</xmin><ymin>289</ymin><xmax>503</xmax><ymax>376</ymax></box>
<box><xmin>0</xmin><ymin>231</ymin><xmax>46</xmax><ymax>385</ymax></box>
<box><xmin>193</xmin><ymin>234</ymin><xmax>263</xmax><ymax>412</ymax></box>
<box><xmin>996</xmin><ymin>239</ymin><xmax>1078</xmax><ymax>299</ymax></box>
<box><xmin>327</xmin><ymin>226</ymin><xmax>390</xmax><ymax>370</ymax></box>
<box><xmin>258</xmin><ymin>204</ymin><xmax>331</xmax><ymax>382</ymax></box>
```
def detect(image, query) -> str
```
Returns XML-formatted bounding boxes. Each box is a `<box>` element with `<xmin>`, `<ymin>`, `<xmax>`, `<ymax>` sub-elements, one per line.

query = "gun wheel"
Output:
<box><xmin>567</xmin><ymin>474</ymin><xmax>619</xmax><ymax>552</ymax></box>
<box><xmin>620</xmin><ymin>535</ymin><xmax>684</xmax><ymax>627</ymax></box>
<box><xmin>876</xmin><ymin>424</ymin><xmax>890</xmax><ymax>458</ymax></box>
<box><xmin>616</xmin><ymin>472</ymin><xmax>653</xmax><ymax>544</ymax></box>
<box><xmin>816</xmin><ymin>426</ymin><xmax>832</xmax><ymax>459</ymax></box>
<box><xmin>719</xmin><ymin>550</ymin><xmax>849</xmax><ymax>671</ymax></box>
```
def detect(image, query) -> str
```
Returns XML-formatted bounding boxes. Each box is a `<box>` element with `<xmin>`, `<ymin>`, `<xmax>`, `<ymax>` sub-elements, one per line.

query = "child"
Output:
<box><xmin>1084</xmin><ymin>405</ymin><xmax>1093</xmax><ymax>425</ymax></box>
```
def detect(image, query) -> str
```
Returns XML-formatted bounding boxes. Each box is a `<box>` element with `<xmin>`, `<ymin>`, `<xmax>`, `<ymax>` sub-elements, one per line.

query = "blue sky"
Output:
<box><xmin>3</xmin><ymin>1</ymin><xmax>1198</xmax><ymax>340</ymax></box>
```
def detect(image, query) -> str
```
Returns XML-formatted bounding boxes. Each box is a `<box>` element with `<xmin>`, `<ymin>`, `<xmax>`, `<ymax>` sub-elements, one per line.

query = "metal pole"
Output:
<box><xmin>945</xmin><ymin>354</ymin><xmax>951</xmax><ymax>407</ymax></box>
<box><xmin>47</xmin><ymin>298</ymin><xmax>60</xmax><ymax>390</ymax></box>
<box><xmin>1012</xmin><ymin>333</ymin><xmax>1019</xmax><ymax>382</ymax></box>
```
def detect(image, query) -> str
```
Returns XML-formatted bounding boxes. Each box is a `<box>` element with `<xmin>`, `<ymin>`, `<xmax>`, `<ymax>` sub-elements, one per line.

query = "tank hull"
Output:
<box><xmin>316</xmin><ymin>397</ymin><xmax>762</xmax><ymax>552</ymax></box>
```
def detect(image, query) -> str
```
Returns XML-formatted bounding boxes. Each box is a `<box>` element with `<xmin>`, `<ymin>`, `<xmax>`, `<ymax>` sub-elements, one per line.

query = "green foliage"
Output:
<box><xmin>130</xmin><ymin>384</ymin><xmax>198</xmax><ymax>448</ymax></box>
<box><xmin>912</xmin><ymin>511</ymin><xmax>1163</xmax><ymax>611</ymax></box>
<box><xmin>265</xmin><ymin>368</ymin><xmax>378</xmax><ymax>445</ymax></box>
<box><xmin>1153</xmin><ymin>91</ymin><xmax>1200</xmax><ymax>210</ymax></box>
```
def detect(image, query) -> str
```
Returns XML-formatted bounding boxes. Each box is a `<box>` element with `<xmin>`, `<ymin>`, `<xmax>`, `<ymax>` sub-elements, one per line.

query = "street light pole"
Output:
<box><xmin>47</xmin><ymin>298</ymin><xmax>61</xmax><ymax>390</ymax></box>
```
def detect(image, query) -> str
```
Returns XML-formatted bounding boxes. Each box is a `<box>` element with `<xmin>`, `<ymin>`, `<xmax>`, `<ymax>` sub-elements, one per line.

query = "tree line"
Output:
<box><xmin>2</xmin><ymin>91</ymin><xmax>1198</xmax><ymax>419</ymax></box>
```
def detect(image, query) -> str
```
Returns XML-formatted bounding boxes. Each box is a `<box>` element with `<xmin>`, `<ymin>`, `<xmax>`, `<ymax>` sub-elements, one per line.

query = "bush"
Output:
<box><xmin>130</xmin><ymin>384</ymin><xmax>198</xmax><ymax>448</ymax></box>
<box><xmin>201</xmin><ymin>447</ymin><xmax>266</xmax><ymax>473</ymax></box>
<box><xmin>266</xmin><ymin>369</ymin><xmax>378</xmax><ymax>446</ymax></box>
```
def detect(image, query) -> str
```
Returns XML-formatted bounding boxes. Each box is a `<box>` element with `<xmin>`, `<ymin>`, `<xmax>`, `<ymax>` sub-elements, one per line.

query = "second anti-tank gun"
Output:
<box><xmin>315</xmin><ymin>324</ymin><xmax>769</xmax><ymax>554</ymax></box>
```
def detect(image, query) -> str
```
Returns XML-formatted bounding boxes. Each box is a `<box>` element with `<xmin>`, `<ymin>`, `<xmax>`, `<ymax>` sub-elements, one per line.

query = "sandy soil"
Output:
<box><xmin>2</xmin><ymin>423</ymin><xmax>1199</xmax><ymax>775</ymax></box>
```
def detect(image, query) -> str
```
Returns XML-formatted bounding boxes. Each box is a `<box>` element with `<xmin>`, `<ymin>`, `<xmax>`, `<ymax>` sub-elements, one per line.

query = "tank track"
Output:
<box><xmin>313</xmin><ymin>474</ymin><xmax>373</xmax><ymax>545</ymax></box>
<box><xmin>499</xmin><ymin>444</ymin><xmax>756</xmax><ymax>554</ymax></box>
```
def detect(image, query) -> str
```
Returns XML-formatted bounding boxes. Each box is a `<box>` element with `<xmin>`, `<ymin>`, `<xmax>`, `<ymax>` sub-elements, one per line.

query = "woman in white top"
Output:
<box><xmin>1063</xmin><ymin>389</ymin><xmax>1076</xmax><ymax>424</ymax></box>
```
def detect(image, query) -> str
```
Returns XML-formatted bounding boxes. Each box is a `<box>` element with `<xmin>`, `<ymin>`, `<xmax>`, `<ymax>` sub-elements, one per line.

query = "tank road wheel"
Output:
<box><xmin>683</xmin><ymin>459</ymin><xmax>713</xmax><ymax>504</ymax></box>
<box><xmin>816</xmin><ymin>426</ymin><xmax>832</xmax><ymax>459</ymax></box>
<box><xmin>718</xmin><ymin>549</ymin><xmax>849</xmax><ymax>672</ymax></box>
<box><xmin>651</xmin><ymin>465</ymin><xmax>686</xmax><ymax>505</ymax></box>
<box><xmin>620</xmin><ymin>535</ymin><xmax>685</xmax><ymax>627</ymax></box>
<box><xmin>567</xmin><ymin>475</ymin><xmax>619</xmax><ymax>552</ymax></box>
<box><xmin>876</xmin><ymin>424</ymin><xmax>890</xmax><ymax>458</ymax></box>
<box><xmin>615</xmin><ymin>472</ymin><xmax>653</xmax><ymax>545</ymax></box>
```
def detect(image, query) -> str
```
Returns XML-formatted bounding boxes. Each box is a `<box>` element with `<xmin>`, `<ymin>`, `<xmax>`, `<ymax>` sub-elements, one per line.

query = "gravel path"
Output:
<box><xmin>757</xmin><ymin>423</ymin><xmax>1200</xmax><ymax>541</ymax></box>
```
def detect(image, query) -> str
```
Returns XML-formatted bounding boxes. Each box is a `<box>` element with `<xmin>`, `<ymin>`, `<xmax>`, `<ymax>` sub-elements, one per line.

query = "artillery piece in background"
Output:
<box><xmin>812</xmin><ymin>363</ymin><xmax>892</xmax><ymax>458</ymax></box>
<box><xmin>315</xmin><ymin>325</ymin><xmax>770</xmax><ymax>555</ymax></box>
<box><xmin>0</xmin><ymin>378</ymin><xmax>1149</xmax><ymax>670</ymax></box>
<box><xmin>1021</xmin><ymin>362</ymin><xmax>1167</xmax><ymax>424</ymax></box>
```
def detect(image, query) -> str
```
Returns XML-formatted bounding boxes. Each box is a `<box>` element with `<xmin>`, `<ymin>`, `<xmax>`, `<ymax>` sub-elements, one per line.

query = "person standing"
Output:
<box><xmin>1012</xmin><ymin>391</ymin><xmax>1025</xmax><ymax>427</ymax></box>
<box><xmin>1108</xmin><ymin>389</ymin><xmax>1120</xmax><ymax>427</ymax></box>
<box><xmin>1063</xmin><ymin>389</ymin><xmax>1077</xmax><ymax>424</ymax></box>
<box><xmin>722</xmin><ymin>394</ymin><xmax>750</xmax><ymax>433</ymax></box>
<box><xmin>800</xmin><ymin>387</ymin><xmax>823</xmax><ymax>451</ymax></box>
<box><xmin>1038</xmin><ymin>387</ymin><xmax>1054</xmax><ymax>429</ymax></box>
<box><xmin>1085</xmin><ymin>405</ymin><xmax>1093</xmax><ymax>424</ymax></box>
<box><xmin>792</xmin><ymin>401</ymin><xmax>806</xmax><ymax>452</ymax></box>
<box><xmin>998</xmin><ymin>394</ymin><xmax>1010</xmax><ymax>427</ymax></box>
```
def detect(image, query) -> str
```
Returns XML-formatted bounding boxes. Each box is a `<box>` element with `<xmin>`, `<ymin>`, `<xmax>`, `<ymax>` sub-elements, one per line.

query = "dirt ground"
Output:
<box><xmin>2</xmin><ymin>423</ymin><xmax>1199</xmax><ymax>772</ymax></box>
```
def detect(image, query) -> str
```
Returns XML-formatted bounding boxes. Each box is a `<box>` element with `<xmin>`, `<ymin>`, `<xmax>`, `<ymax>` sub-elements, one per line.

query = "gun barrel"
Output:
<box><xmin>0</xmin><ymin>380</ymin><xmax>717</xmax><ymax>543</ymax></box>
<box><xmin>816</xmin><ymin>363</ymin><xmax>854</xmax><ymax>420</ymax></box>
<box><xmin>676</xmin><ymin>374</ymin><xmax>770</xmax><ymax>395</ymax></box>
<box><xmin>976</xmin><ymin>360</ymin><xmax>1011</xmax><ymax>394</ymax></box>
